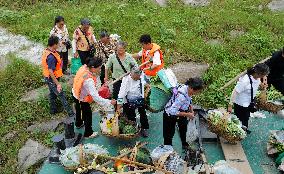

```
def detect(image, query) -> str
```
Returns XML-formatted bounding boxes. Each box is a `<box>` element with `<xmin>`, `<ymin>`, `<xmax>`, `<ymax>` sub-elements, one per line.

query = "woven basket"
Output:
<box><xmin>207</xmin><ymin>113</ymin><xmax>244</xmax><ymax>144</ymax></box>
<box><xmin>256</xmin><ymin>90</ymin><xmax>284</xmax><ymax>113</ymax></box>
<box><xmin>148</xmin><ymin>87</ymin><xmax>171</xmax><ymax>113</ymax></box>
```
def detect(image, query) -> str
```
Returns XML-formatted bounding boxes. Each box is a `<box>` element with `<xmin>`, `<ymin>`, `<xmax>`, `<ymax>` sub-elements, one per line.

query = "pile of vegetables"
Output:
<box><xmin>118</xmin><ymin>116</ymin><xmax>138</xmax><ymax>135</ymax></box>
<box><xmin>267</xmin><ymin>86</ymin><xmax>283</xmax><ymax>101</ymax></box>
<box><xmin>267</xmin><ymin>130</ymin><xmax>284</xmax><ymax>172</ymax></box>
<box><xmin>60</xmin><ymin>144</ymin><xmax>109</xmax><ymax>170</ymax></box>
<box><xmin>207</xmin><ymin>110</ymin><xmax>246</xmax><ymax>143</ymax></box>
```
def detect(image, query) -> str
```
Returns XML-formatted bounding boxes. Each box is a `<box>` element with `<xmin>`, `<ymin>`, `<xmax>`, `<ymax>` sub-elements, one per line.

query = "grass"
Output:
<box><xmin>0</xmin><ymin>55</ymin><xmax>72</xmax><ymax>174</ymax></box>
<box><xmin>0</xmin><ymin>0</ymin><xmax>284</xmax><ymax>173</ymax></box>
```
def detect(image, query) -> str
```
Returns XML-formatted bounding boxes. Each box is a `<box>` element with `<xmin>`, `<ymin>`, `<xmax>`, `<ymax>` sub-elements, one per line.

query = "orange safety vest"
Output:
<box><xmin>41</xmin><ymin>49</ymin><xmax>63</xmax><ymax>78</ymax></box>
<box><xmin>73</xmin><ymin>65</ymin><xmax>97</xmax><ymax>103</ymax></box>
<box><xmin>141</xmin><ymin>43</ymin><xmax>164</xmax><ymax>76</ymax></box>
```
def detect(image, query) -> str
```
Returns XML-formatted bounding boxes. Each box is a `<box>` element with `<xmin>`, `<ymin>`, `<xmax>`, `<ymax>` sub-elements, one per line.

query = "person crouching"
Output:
<box><xmin>116</xmin><ymin>67</ymin><xmax>151</xmax><ymax>137</ymax></box>
<box><xmin>163</xmin><ymin>78</ymin><xmax>204</xmax><ymax>149</ymax></box>
<box><xmin>72</xmin><ymin>57</ymin><xmax>116</xmax><ymax>138</ymax></box>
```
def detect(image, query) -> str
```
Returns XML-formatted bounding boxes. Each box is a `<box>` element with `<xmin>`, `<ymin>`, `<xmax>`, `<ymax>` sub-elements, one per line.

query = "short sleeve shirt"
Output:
<box><xmin>138</xmin><ymin>49</ymin><xmax>162</xmax><ymax>65</ymax></box>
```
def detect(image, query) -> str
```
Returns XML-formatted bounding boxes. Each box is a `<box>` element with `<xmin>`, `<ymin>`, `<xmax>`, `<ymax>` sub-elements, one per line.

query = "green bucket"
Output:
<box><xmin>149</xmin><ymin>86</ymin><xmax>172</xmax><ymax>112</ymax></box>
<box><xmin>70</xmin><ymin>58</ymin><xmax>82</xmax><ymax>75</ymax></box>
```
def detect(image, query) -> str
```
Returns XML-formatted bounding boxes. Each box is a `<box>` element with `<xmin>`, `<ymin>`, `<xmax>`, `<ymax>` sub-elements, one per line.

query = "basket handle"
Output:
<box><xmin>129</xmin><ymin>142</ymin><xmax>140</xmax><ymax>162</ymax></box>
<box><xmin>156</xmin><ymin>152</ymin><xmax>172</xmax><ymax>169</ymax></box>
<box><xmin>79</xmin><ymin>144</ymin><xmax>85</xmax><ymax>165</ymax></box>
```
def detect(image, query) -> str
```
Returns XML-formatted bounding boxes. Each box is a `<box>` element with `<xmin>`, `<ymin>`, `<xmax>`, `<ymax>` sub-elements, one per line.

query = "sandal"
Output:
<box><xmin>85</xmin><ymin>132</ymin><xmax>99</xmax><ymax>139</ymax></box>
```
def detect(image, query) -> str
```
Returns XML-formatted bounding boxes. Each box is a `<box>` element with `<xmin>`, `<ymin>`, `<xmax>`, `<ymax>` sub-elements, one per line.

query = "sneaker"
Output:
<box><xmin>75</xmin><ymin>123</ymin><xmax>84</xmax><ymax>129</ymax></box>
<box><xmin>85</xmin><ymin>132</ymin><xmax>99</xmax><ymax>139</ymax></box>
<box><xmin>140</xmin><ymin>129</ymin><xmax>149</xmax><ymax>138</ymax></box>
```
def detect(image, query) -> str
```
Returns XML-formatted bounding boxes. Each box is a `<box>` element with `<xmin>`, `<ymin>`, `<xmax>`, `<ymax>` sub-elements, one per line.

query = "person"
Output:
<box><xmin>95</xmin><ymin>30</ymin><xmax>117</xmax><ymax>85</ymax></box>
<box><xmin>116</xmin><ymin>67</ymin><xmax>150</xmax><ymax>137</ymax></box>
<box><xmin>228</xmin><ymin>63</ymin><xmax>269</xmax><ymax>134</ymax></box>
<box><xmin>132</xmin><ymin>34</ymin><xmax>164</xmax><ymax>79</ymax></box>
<box><xmin>265</xmin><ymin>47</ymin><xmax>284</xmax><ymax>95</ymax></box>
<box><xmin>41</xmin><ymin>36</ymin><xmax>75</xmax><ymax>117</ymax></box>
<box><xmin>50</xmin><ymin>16</ymin><xmax>71</xmax><ymax>74</ymax></box>
<box><xmin>72</xmin><ymin>18</ymin><xmax>96</xmax><ymax>65</ymax></box>
<box><xmin>105</xmin><ymin>41</ymin><xmax>138</xmax><ymax>100</ymax></box>
<box><xmin>163</xmin><ymin>78</ymin><xmax>203</xmax><ymax>149</ymax></box>
<box><xmin>72</xmin><ymin>57</ymin><xmax>116</xmax><ymax>138</ymax></box>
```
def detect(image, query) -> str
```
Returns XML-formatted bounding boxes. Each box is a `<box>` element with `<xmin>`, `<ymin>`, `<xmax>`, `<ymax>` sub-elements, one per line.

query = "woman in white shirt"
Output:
<box><xmin>228</xmin><ymin>63</ymin><xmax>269</xmax><ymax>133</ymax></box>
<box><xmin>117</xmin><ymin>67</ymin><xmax>150</xmax><ymax>137</ymax></box>
<box><xmin>50</xmin><ymin>16</ymin><xmax>71</xmax><ymax>74</ymax></box>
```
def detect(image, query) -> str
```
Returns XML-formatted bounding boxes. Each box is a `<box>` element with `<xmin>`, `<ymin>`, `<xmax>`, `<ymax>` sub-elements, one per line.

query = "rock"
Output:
<box><xmin>170</xmin><ymin>62</ymin><xmax>209</xmax><ymax>83</ymax></box>
<box><xmin>18</xmin><ymin>139</ymin><xmax>51</xmax><ymax>172</ymax></box>
<box><xmin>229</xmin><ymin>30</ymin><xmax>245</xmax><ymax>39</ymax></box>
<box><xmin>2</xmin><ymin>131</ymin><xmax>17</xmax><ymax>141</ymax></box>
<box><xmin>20</xmin><ymin>86</ymin><xmax>49</xmax><ymax>102</ymax></box>
<box><xmin>206</xmin><ymin>39</ymin><xmax>223</xmax><ymax>46</ymax></box>
<box><xmin>268</xmin><ymin>0</ymin><xmax>284</xmax><ymax>12</ymax></box>
<box><xmin>154</xmin><ymin>0</ymin><xmax>167</xmax><ymax>7</ymax></box>
<box><xmin>183</xmin><ymin>0</ymin><xmax>210</xmax><ymax>7</ymax></box>
<box><xmin>27</xmin><ymin>118</ymin><xmax>65</xmax><ymax>132</ymax></box>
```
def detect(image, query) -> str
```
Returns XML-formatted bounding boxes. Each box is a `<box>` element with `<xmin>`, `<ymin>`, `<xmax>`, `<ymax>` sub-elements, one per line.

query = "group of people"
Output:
<box><xmin>42</xmin><ymin>15</ymin><xmax>284</xmax><ymax>149</ymax></box>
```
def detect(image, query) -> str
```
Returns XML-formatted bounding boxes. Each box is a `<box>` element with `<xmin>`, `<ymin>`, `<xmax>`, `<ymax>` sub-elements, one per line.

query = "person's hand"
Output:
<box><xmin>74</xmin><ymin>51</ymin><xmax>79</xmax><ymax>58</ymax></box>
<box><xmin>145</xmin><ymin>83</ymin><xmax>151</xmax><ymax>89</ymax></box>
<box><xmin>104</xmin><ymin>77</ymin><xmax>109</xmax><ymax>84</ymax></box>
<box><xmin>111</xmin><ymin>99</ymin><xmax>116</xmax><ymax>106</ymax></box>
<box><xmin>227</xmin><ymin>104</ymin><xmax>233</xmax><ymax>113</ymax></box>
<box><xmin>57</xmin><ymin>83</ymin><xmax>62</xmax><ymax>93</ymax></box>
<box><xmin>186</xmin><ymin>112</ymin><xmax>195</xmax><ymax>119</ymax></box>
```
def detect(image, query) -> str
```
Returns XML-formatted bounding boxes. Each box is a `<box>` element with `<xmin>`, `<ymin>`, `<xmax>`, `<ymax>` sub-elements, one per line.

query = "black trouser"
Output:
<box><xmin>234</xmin><ymin>103</ymin><xmax>250</xmax><ymax>128</ymax></box>
<box><xmin>163</xmin><ymin>111</ymin><xmax>188</xmax><ymax>147</ymax></box>
<box><xmin>123</xmin><ymin>103</ymin><xmax>149</xmax><ymax>129</ymax></box>
<box><xmin>73</xmin><ymin>97</ymin><xmax>93</xmax><ymax>137</ymax></box>
<box><xmin>268</xmin><ymin>78</ymin><xmax>284</xmax><ymax>95</ymax></box>
<box><xmin>45</xmin><ymin>78</ymin><xmax>74</xmax><ymax>117</ymax></box>
<box><xmin>78</xmin><ymin>50</ymin><xmax>91</xmax><ymax>65</ymax></box>
<box><xmin>59</xmin><ymin>51</ymin><xmax>68</xmax><ymax>73</ymax></box>
<box><xmin>112</xmin><ymin>80</ymin><xmax>122</xmax><ymax>100</ymax></box>
<box><xmin>100</xmin><ymin>64</ymin><xmax>105</xmax><ymax>85</ymax></box>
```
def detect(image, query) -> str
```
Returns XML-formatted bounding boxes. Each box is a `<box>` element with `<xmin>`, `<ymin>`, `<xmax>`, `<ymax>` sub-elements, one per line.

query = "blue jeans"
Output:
<box><xmin>45</xmin><ymin>78</ymin><xmax>74</xmax><ymax>117</ymax></box>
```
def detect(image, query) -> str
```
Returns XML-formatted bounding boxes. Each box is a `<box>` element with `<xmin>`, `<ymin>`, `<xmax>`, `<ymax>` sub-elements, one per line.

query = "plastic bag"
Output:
<box><xmin>150</xmin><ymin>145</ymin><xmax>174</xmax><ymax>163</ymax></box>
<box><xmin>157</xmin><ymin>69</ymin><xmax>178</xmax><ymax>89</ymax></box>
<box><xmin>186</xmin><ymin>118</ymin><xmax>198</xmax><ymax>143</ymax></box>
<box><xmin>213</xmin><ymin>160</ymin><xmax>241</xmax><ymax>174</ymax></box>
<box><xmin>71</xmin><ymin>57</ymin><xmax>82</xmax><ymax>75</ymax></box>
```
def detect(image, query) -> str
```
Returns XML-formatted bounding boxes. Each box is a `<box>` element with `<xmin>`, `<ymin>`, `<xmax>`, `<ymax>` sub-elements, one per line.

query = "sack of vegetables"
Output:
<box><xmin>146</xmin><ymin>76</ymin><xmax>172</xmax><ymax>113</ymax></box>
<box><xmin>100</xmin><ymin>112</ymin><xmax>140</xmax><ymax>139</ymax></box>
<box><xmin>207</xmin><ymin>109</ymin><xmax>246</xmax><ymax>143</ymax></box>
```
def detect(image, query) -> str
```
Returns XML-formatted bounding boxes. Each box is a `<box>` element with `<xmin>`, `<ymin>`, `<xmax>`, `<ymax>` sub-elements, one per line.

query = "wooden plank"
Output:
<box><xmin>220</xmin><ymin>138</ymin><xmax>254</xmax><ymax>174</ymax></box>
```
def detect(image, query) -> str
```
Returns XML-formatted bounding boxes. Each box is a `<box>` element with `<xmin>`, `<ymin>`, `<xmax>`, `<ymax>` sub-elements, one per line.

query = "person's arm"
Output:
<box><xmin>49</xmin><ymin>28</ymin><xmax>55</xmax><ymax>37</ymax></box>
<box><xmin>143</xmin><ymin>51</ymin><xmax>160</xmax><ymax>71</ymax></box>
<box><xmin>72</xmin><ymin>29</ymin><xmax>79</xmax><ymax>57</ymax></box>
<box><xmin>104</xmin><ymin>56</ymin><xmax>112</xmax><ymax>82</ymax></box>
<box><xmin>166</xmin><ymin>95</ymin><xmax>194</xmax><ymax>119</ymax></box>
<box><xmin>132</xmin><ymin>50</ymin><xmax>142</xmax><ymax>60</ymax></box>
<box><xmin>48</xmin><ymin>69</ymin><xmax>62</xmax><ymax>92</ymax></box>
<box><xmin>228</xmin><ymin>87</ymin><xmax>238</xmax><ymax>113</ymax></box>
<box><xmin>116</xmin><ymin>77</ymin><xmax>129</xmax><ymax>113</ymax></box>
<box><xmin>92</xmin><ymin>34</ymin><xmax>97</xmax><ymax>43</ymax></box>
<box><xmin>84</xmin><ymin>79</ymin><xmax>115</xmax><ymax>106</ymax></box>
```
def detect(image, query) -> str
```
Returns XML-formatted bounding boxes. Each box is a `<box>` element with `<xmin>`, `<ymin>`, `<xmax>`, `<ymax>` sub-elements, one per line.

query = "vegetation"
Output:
<box><xmin>0</xmin><ymin>55</ymin><xmax>71</xmax><ymax>174</ymax></box>
<box><xmin>0</xmin><ymin>0</ymin><xmax>284</xmax><ymax>173</ymax></box>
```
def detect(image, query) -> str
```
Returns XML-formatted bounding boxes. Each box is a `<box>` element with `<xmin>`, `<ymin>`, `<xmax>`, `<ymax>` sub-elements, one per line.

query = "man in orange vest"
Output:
<box><xmin>133</xmin><ymin>34</ymin><xmax>164</xmax><ymax>78</ymax></box>
<box><xmin>42</xmin><ymin>36</ymin><xmax>75</xmax><ymax>117</ymax></box>
<box><xmin>72</xmin><ymin>58</ymin><xmax>116</xmax><ymax>138</ymax></box>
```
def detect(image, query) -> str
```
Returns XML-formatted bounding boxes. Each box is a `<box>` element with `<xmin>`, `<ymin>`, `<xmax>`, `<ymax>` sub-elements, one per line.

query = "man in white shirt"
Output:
<box><xmin>117</xmin><ymin>67</ymin><xmax>150</xmax><ymax>137</ymax></box>
<box><xmin>132</xmin><ymin>34</ymin><xmax>164</xmax><ymax>79</ymax></box>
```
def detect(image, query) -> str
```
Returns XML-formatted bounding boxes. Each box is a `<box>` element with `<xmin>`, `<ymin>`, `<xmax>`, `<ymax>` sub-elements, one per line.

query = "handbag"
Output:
<box><xmin>79</xmin><ymin>28</ymin><xmax>96</xmax><ymax>56</ymax></box>
<box><xmin>248</xmin><ymin>74</ymin><xmax>257</xmax><ymax>113</ymax></box>
<box><xmin>127</xmin><ymin>79</ymin><xmax>145</xmax><ymax>108</ymax></box>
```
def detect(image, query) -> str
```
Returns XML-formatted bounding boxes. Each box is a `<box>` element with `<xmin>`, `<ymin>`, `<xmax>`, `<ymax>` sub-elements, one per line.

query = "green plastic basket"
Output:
<box><xmin>149</xmin><ymin>86</ymin><xmax>172</xmax><ymax>112</ymax></box>
<box><xmin>71</xmin><ymin>57</ymin><xmax>82</xmax><ymax>75</ymax></box>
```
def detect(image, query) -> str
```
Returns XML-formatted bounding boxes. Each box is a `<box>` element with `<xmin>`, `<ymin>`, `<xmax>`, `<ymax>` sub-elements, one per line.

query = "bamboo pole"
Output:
<box><xmin>119</xmin><ymin>168</ymin><xmax>152</xmax><ymax>174</ymax></box>
<box><xmin>99</xmin><ymin>142</ymin><xmax>147</xmax><ymax>168</ymax></box>
<box><xmin>103</xmin><ymin>156</ymin><xmax>173</xmax><ymax>174</ymax></box>
<box><xmin>220</xmin><ymin>56</ymin><xmax>271</xmax><ymax>90</ymax></box>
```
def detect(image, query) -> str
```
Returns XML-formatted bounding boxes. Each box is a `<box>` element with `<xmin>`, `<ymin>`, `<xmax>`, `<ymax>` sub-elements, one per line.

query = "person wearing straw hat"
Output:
<box><xmin>116</xmin><ymin>67</ymin><xmax>150</xmax><ymax>137</ymax></box>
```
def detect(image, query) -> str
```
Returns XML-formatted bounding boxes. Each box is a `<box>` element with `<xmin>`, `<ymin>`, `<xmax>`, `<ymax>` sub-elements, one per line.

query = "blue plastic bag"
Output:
<box><xmin>71</xmin><ymin>58</ymin><xmax>82</xmax><ymax>75</ymax></box>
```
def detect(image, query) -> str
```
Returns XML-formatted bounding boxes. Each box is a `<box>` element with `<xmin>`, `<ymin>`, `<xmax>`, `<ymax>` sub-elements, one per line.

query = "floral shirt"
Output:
<box><xmin>95</xmin><ymin>40</ymin><xmax>117</xmax><ymax>63</ymax></box>
<box><xmin>72</xmin><ymin>26</ymin><xmax>96</xmax><ymax>53</ymax></box>
<box><xmin>50</xmin><ymin>25</ymin><xmax>69</xmax><ymax>52</ymax></box>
